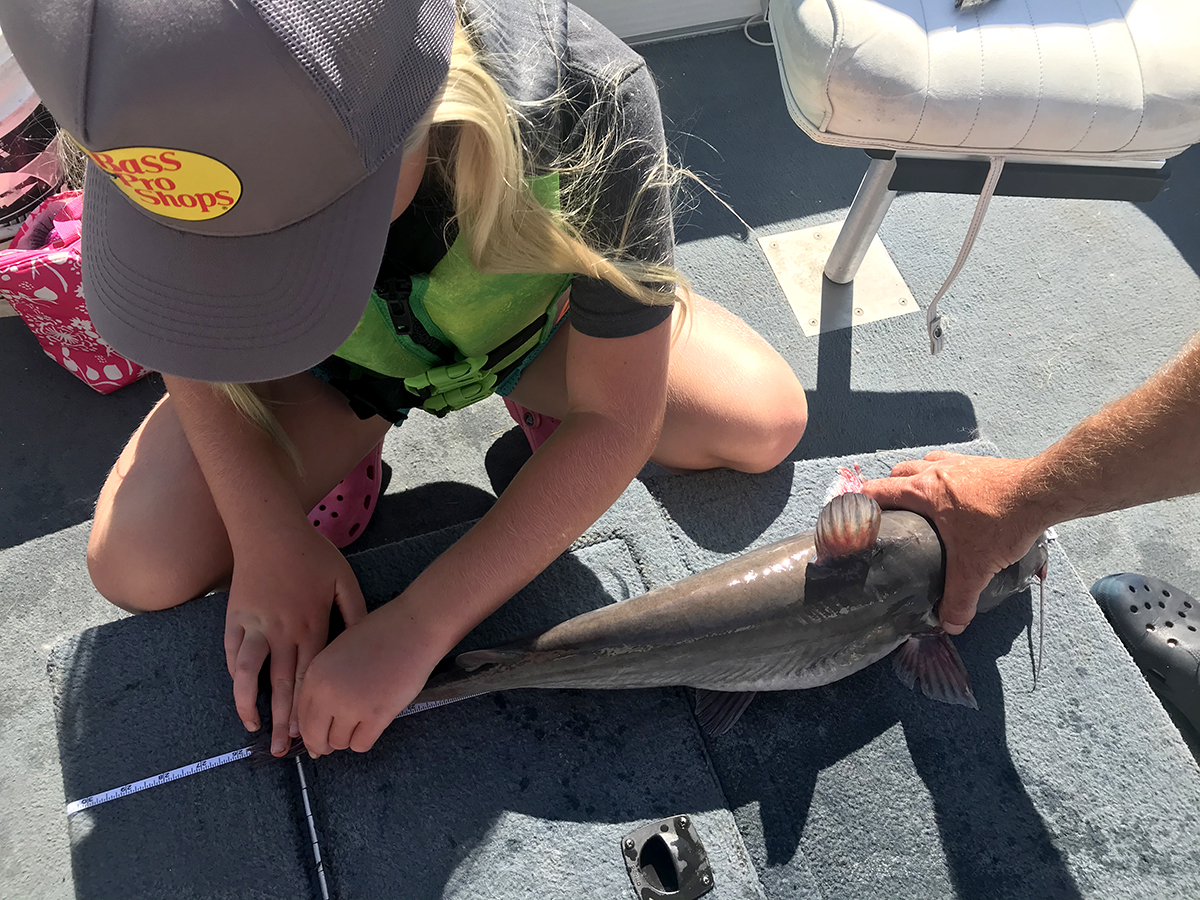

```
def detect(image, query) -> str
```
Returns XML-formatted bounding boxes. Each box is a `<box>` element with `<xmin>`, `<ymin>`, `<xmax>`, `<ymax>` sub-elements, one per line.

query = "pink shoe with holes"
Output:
<box><xmin>308</xmin><ymin>441</ymin><xmax>383</xmax><ymax>549</ymax></box>
<box><xmin>503</xmin><ymin>398</ymin><xmax>561</xmax><ymax>453</ymax></box>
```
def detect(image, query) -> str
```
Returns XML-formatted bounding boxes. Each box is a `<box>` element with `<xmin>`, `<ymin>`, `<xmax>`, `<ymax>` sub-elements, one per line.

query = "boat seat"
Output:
<box><xmin>767</xmin><ymin>0</ymin><xmax>1200</xmax><ymax>351</ymax></box>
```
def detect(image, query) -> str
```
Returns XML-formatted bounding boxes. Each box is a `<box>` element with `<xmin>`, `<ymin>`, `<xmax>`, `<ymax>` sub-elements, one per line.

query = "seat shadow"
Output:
<box><xmin>705</xmin><ymin>590</ymin><xmax>1083</xmax><ymax>900</ymax></box>
<box><xmin>792</xmin><ymin>277</ymin><xmax>978</xmax><ymax>460</ymax></box>
<box><xmin>0</xmin><ymin>318</ymin><xmax>162</xmax><ymax>549</ymax></box>
<box><xmin>1139</xmin><ymin>144</ymin><xmax>1200</xmax><ymax>279</ymax></box>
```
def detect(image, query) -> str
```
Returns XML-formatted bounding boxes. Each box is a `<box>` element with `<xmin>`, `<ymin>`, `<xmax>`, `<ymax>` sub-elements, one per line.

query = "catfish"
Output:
<box><xmin>413</xmin><ymin>491</ymin><xmax>1049</xmax><ymax>735</ymax></box>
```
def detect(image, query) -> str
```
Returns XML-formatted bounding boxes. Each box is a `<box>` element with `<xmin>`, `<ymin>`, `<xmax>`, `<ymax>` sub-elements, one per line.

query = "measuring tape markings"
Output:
<box><xmin>64</xmin><ymin>694</ymin><xmax>482</xmax><ymax>816</ymax></box>
<box><xmin>65</xmin><ymin>746</ymin><xmax>252</xmax><ymax>816</ymax></box>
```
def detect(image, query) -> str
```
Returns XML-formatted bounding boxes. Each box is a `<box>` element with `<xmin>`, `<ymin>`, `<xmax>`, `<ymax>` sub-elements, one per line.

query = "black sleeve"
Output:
<box><xmin>559</xmin><ymin>17</ymin><xmax>676</xmax><ymax>339</ymax></box>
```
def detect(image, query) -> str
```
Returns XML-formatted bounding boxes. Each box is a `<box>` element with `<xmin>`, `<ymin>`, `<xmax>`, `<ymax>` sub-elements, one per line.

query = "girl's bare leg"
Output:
<box><xmin>88</xmin><ymin>374</ymin><xmax>391</xmax><ymax>613</ymax></box>
<box><xmin>508</xmin><ymin>292</ymin><xmax>808</xmax><ymax>473</ymax></box>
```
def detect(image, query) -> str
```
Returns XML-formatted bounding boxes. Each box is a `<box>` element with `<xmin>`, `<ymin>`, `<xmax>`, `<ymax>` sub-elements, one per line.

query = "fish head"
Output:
<box><xmin>973</xmin><ymin>532</ymin><xmax>1051</xmax><ymax>616</ymax></box>
<box><xmin>808</xmin><ymin>498</ymin><xmax>946</xmax><ymax>634</ymax></box>
<box><xmin>867</xmin><ymin>509</ymin><xmax>948</xmax><ymax>631</ymax></box>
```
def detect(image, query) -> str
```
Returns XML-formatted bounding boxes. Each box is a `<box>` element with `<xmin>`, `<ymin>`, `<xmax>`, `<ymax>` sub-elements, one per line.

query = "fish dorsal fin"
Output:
<box><xmin>815</xmin><ymin>492</ymin><xmax>881</xmax><ymax>562</ymax></box>
<box><xmin>892</xmin><ymin>634</ymin><xmax>978</xmax><ymax>709</ymax></box>
<box><xmin>693</xmin><ymin>689</ymin><xmax>757</xmax><ymax>737</ymax></box>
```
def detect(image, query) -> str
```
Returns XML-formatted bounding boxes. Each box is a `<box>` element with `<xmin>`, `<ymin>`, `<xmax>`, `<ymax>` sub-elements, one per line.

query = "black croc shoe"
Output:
<box><xmin>1092</xmin><ymin>573</ymin><xmax>1200</xmax><ymax>735</ymax></box>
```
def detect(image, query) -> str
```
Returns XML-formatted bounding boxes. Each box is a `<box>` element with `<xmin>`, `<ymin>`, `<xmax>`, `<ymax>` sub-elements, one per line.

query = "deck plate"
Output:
<box><xmin>759</xmin><ymin>222</ymin><xmax>916</xmax><ymax>336</ymax></box>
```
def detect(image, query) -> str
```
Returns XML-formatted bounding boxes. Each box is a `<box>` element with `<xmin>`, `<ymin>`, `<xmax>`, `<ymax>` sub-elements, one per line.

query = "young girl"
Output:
<box><xmin>10</xmin><ymin>0</ymin><xmax>807</xmax><ymax>759</ymax></box>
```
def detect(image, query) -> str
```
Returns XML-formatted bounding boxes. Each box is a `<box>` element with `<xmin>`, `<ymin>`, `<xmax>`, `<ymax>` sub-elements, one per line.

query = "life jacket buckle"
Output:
<box><xmin>403</xmin><ymin>355</ymin><xmax>498</xmax><ymax>414</ymax></box>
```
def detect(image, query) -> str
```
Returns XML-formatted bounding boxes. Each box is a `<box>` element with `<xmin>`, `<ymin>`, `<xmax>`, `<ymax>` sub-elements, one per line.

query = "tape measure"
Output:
<box><xmin>65</xmin><ymin>693</ymin><xmax>479</xmax><ymax>816</ymax></box>
<box><xmin>65</xmin><ymin>747</ymin><xmax>251</xmax><ymax>816</ymax></box>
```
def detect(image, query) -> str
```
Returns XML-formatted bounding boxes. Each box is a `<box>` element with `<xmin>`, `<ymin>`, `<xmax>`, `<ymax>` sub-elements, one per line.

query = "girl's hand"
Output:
<box><xmin>224</xmin><ymin>520</ymin><xmax>368</xmax><ymax>756</ymax></box>
<box><xmin>297</xmin><ymin>599</ymin><xmax>448</xmax><ymax>757</ymax></box>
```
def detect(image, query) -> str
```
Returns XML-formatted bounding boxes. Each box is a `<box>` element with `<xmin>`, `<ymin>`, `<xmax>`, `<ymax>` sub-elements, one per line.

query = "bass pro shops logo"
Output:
<box><xmin>85</xmin><ymin>147</ymin><xmax>242</xmax><ymax>221</ymax></box>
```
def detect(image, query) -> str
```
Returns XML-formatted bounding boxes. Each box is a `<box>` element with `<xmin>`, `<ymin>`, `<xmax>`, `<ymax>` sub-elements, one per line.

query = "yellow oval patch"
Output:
<box><xmin>85</xmin><ymin>147</ymin><xmax>242</xmax><ymax>221</ymax></box>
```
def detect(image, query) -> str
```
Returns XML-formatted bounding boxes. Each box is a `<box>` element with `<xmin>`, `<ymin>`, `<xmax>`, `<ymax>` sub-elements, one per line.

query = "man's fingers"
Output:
<box><xmin>861</xmin><ymin>477</ymin><xmax>934</xmax><ymax>516</ymax></box>
<box><xmin>269</xmin><ymin>644</ymin><xmax>298</xmax><ymax>757</ymax></box>
<box><xmin>938</xmin><ymin>558</ymin><xmax>992</xmax><ymax>635</ymax></box>
<box><xmin>888</xmin><ymin>459</ymin><xmax>933</xmax><ymax>478</ymax></box>
<box><xmin>232</xmin><ymin>631</ymin><xmax>270</xmax><ymax>732</ymax></box>
<box><xmin>335</xmin><ymin>573</ymin><xmax>369</xmax><ymax>628</ymax></box>
<box><xmin>923</xmin><ymin>450</ymin><xmax>962</xmax><ymax>463</ymax></box>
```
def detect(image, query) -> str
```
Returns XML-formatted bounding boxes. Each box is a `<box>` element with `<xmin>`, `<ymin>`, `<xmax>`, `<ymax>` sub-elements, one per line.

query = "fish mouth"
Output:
<box><xmin>1030</xmin><ymin>534</ymin><xmax>1051</xmax><ymax>584</ymax></box>
<box><xmin>972</xmin><ymin>533</ymin><xmax>1052</xmax><ymax>616</ymax></box>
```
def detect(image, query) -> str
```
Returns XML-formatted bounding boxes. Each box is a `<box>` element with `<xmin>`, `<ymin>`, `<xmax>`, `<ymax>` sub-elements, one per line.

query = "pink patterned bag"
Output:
<box><xmin>0</xmin><ymin>190</ymin><xmax>149</xmax><ymax>393</ymax></box>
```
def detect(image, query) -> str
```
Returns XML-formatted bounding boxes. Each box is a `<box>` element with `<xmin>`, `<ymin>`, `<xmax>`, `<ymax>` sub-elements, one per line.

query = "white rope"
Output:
<box><xmin>926</xmin><ymin>155</ymin><xmax>1005</xmax><ymax>354</ymax></box>
<box><xmin>743</xmin><ymin>13</ymin><xmax>773</xmax><ymax>47</ymax></box>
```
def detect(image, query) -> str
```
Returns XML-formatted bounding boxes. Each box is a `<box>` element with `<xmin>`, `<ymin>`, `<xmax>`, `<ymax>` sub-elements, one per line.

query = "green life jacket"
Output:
<box><xmin>333</xmin><ymin>173</ymin><xmax>572</xmax><ymax>415</ymax></box>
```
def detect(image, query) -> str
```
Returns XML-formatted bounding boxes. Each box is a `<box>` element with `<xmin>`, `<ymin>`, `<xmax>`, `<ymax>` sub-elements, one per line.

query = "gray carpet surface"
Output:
<box><xmin>48</xmin><ymin>595</ymin><xmax>314</xmax><ymax>900</ymax></box>
<box><xmin>5</xmin><ymin>22</ymin><xmax>1200</xmax><ymax>900</ymax></box>
<box><xmin>45</xmin><ymin>441</ymin><xmax>1200</xmax><ymax>900</ymax></box>
<box><xmin>312</xmin><ymin>518</ymin><xmax>762</xmax><ymax>900</ymax></box>
<box><xmin>45</xmin><ymin>490</ymin><xmax>764</xmax><ymax>900</ymax></box>
<box><xmin>641</xmin><ymin>444</ymin><xmax>1200</xmax><ymax>900</ymax></box>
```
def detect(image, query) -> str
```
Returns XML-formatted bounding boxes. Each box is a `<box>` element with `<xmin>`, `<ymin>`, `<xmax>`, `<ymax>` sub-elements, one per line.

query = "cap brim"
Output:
<box><xmin>81</xmin><ymin>153</ymin><xmax>404</xmax><ymax>383</ymax></box>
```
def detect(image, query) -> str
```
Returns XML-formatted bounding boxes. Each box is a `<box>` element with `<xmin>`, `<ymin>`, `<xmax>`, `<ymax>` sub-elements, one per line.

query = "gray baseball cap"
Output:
<box><xmin>0</xmin><ymin>0</ymin><xmax>455</xmax><ymax>381</ymax></box>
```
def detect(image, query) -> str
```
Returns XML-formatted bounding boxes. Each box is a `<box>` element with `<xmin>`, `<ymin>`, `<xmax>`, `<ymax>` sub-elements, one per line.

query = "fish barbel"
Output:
<box><xmin>415</xmin><ymin>493</ymin><xmax>1049</xmax><ymax>735</ymax></box>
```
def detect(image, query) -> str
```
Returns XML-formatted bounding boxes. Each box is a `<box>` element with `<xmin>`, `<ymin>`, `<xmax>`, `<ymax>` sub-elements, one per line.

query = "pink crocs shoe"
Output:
<box><xmin>503</xmin><ymin>398</ymin><xmax>561</xmax><ymax>453</ymax></box>
<box><xmin>308</xmin><ymin>441</ymin><xmax>383</xmax><ymax>549</ymax></box>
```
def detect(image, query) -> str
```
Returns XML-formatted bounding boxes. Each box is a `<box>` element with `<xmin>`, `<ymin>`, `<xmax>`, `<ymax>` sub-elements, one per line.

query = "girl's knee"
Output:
<box><xmin>87</xmin><ymin>520</ymin><xmax>213</xmax><ymax>614</ymax></box>
<box><xmin>739</xmin><ymin>395</ymin><xmax>808</xmax><ymax>473</ymax></box>
<box><xmin>732</xmin><ymin>364</ymin><xmax>808</xmax><ymax>474</ymax></box>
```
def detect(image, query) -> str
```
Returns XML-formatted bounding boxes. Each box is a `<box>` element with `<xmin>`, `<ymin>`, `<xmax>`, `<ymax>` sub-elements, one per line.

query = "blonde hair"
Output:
<box><xmin>213</xmin><ymin>19</ymin><xmax>687</xmax><ymax>468</ymax></box>
<box><xmin>422</xmin><ymin>23</ymin><xmax>684</xmax><ymax>303</ymax></box>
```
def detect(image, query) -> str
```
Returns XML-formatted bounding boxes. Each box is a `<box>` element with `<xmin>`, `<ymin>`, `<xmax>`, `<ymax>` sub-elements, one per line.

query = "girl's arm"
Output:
<box><xmin>863</xmin><ymin>332</ymin><xmax>1200</xmax><ymax>633</ymax></box>
<box><xmin>296</xmin><ymin>315</ymin><xmax>672</xmax><ymax>756</ymax></box>
<box><xmin>163</xmin><ymin>375</ymin><xmax>368</xmax><ymax>754</ymax></box>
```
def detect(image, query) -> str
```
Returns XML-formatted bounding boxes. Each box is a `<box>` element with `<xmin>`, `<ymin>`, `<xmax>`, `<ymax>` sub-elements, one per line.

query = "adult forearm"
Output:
<box><xmin>163</xmin><ymin>375</ymin><xmax>308</xmax><ymax>544</ymax></box>
<box><xmin>1025</xmin><ymin>333</ymin><xmax>1200</xmax><ymax>528</ymax></box>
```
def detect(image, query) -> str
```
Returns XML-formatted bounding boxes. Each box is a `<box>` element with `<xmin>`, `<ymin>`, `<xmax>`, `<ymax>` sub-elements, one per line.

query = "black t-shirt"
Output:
<box><xmin>379</xmin><ymin>0</ymin><xmax>675</xmax><ymax>340</ymax></box>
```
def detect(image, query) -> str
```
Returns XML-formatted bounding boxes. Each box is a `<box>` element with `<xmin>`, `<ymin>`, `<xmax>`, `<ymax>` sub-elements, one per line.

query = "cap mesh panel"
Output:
<box><xmin>248</xmin><ymin>0</ymin><xmax>454</xmax><ymax>170</ymax></box>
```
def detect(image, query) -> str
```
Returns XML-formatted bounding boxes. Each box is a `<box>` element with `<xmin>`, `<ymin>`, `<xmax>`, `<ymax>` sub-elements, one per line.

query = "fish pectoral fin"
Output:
<box><xmin>815</xmin><ymin>492</ymin><xmax>881</xmax><ymax>562</ymax></box>
<box><xmin>892</xmin><ymin>634</ymin><xmax>979</xmax><ymax>710</ymax></box>
<box><xmin>693</xmin><ymin>689</ymin><xmax>758</xmax><ymax>738</ymax></box>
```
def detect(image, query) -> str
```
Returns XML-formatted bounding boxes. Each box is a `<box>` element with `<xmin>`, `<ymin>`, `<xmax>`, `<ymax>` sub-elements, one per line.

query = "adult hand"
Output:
<box><xmin>861</xmin><ymin>451</ymin><xmax>1050</xmax><ymax>634</ymax></box>
<box><xmin>224</xmin><ymin>521</ymin><xmax>368</xmax><ymax>756</ymax></box>
<box><xmin>297</xmin><ymin>599</ymin><xmax>447</xmax><ymax>757</ymax></box>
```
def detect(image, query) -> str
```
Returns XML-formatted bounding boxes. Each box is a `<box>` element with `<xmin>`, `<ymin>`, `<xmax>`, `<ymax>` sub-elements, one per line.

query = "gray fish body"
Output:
<box><xmin>417</xmin><ymin>509</ymin><xmax>1048</xmax><ymax>705</ymax></box>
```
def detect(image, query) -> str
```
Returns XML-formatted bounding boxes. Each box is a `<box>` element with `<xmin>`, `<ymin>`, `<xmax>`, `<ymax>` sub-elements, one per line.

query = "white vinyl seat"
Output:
<box><xmin>767</xmin><ymin>0</ymin><xmax>1200</xmax><ymax>350</ymax></box>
